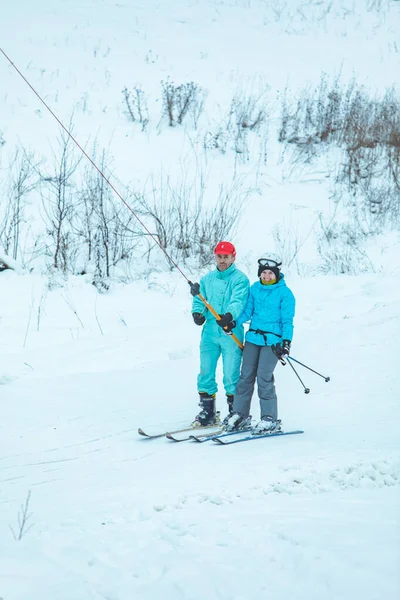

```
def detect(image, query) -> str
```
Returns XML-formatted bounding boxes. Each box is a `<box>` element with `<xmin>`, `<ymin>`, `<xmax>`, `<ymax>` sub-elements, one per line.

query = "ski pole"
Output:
<box><xmin>287</xmin><ymin>356</ymin><xmax>330</xmax><ymax>382</ymax></box>
<box><xmin>189</xmin><ymin>281</ymin><xmax>244</xmax><ymax>350</ymax></box>
<box><xmin>285</xmin><ymin>358</ymin><xmax>310</xmax><ymax>394</ymax></box>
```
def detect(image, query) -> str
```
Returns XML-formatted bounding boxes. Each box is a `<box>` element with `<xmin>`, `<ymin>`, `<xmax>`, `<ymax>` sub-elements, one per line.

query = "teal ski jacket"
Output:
<box><xmin>192</xmin><ymin>263</ymin><xmax>250</xmax><ymax>325</ymax></box>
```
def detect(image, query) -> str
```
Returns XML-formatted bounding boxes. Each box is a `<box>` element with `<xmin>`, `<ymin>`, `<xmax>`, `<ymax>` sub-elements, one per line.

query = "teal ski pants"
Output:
<box><xmin>197</xmin><ymin>325</ymin><xmax>243</xmax><ymax>396</ymax></box>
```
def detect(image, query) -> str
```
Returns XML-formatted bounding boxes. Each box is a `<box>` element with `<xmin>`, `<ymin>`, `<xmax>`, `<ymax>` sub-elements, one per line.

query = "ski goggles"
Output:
<box><xmin>257</xmin><ymin>258</ymin><xmax>282</xmax><ymax>269</ymax></box>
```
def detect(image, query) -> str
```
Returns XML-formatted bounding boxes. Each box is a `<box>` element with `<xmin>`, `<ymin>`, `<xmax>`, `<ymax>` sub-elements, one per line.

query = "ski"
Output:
<box><xmin>138</xmin><ymin>423</ymin><xmax>220</xmax><ymax>440</ymax></box>
<box><xmin>212</xmin><ymin>429</ymin><xmax>304</xmax><ymax>445</ymax></box>
<box><xmin>190</xmin><ymin>427</ymin><xmax>252</xmax><ymax>443</ymax></box>
<box><xmin>166</xmin><ymin>426</ymin><xmax>223</xmax><ymax>442</ymax></box>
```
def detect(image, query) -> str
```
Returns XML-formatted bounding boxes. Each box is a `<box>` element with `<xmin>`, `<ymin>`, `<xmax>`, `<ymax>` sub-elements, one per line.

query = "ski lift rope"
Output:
<box><xmin>0</xmin><ymin>46</ymin><xmax>189</xmax><ymax>282</ymax></box>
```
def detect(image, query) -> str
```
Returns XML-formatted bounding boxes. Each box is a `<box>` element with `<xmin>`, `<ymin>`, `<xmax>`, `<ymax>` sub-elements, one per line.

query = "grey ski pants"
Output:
<box><xmin>233</xmin><ymin>342</ymin><xmax>279</xmax><ymax>420</ymax></box>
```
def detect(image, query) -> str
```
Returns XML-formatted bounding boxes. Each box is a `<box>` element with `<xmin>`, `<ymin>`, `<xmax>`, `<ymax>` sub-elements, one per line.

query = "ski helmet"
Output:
<box><xmin>257</xmin><ymin>254</ymin><xmax>282</xmax><ymax>279</ymax></box>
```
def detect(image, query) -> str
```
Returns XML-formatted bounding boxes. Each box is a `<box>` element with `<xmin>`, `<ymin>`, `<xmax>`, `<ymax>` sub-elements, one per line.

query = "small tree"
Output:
<box><xmin>40</xmin><ymin>126</ymin><xmax>82</xmax><ymax>273</ymax></box>
<box><xmin>0</xmin><ymin>148</ymin><xmax>39</xmax><ymax>263</ymax></box>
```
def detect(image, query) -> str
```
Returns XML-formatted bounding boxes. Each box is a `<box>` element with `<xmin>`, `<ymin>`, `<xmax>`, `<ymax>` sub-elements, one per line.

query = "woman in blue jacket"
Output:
<box><xmin>223</xmin><ymin>256</ymin><xmax>295</xmax><ymax>434</ymax></box>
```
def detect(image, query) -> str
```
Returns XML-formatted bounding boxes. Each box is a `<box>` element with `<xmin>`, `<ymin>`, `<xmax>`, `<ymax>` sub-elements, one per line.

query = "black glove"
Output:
<box><xmin>282</xmin><ymin>340</ymin><xmax>291</xmax><ymax>356</ymax></box>
<box><xmin>272</xmin><ymin>340</ymin><xmax>291</xmax><ymax>359</ymax></box>
<box><xmin>216</xmin><ymin>312</ymin><xmax>233</xmax><ymax>329</ymax></box>
<box><xmin>223</xmin><ymin>319</ymin><xmax>236</xmax><ymax>333</ymax></box>
<box><xmin>192</xmin><ymin>312</ymin><xmax>205</xmax><ymax>326</ymax></box>
<box><xmin>189</xmin><ymin>282</ymin><xmax>200</xmax><ymax>297</ymax></box>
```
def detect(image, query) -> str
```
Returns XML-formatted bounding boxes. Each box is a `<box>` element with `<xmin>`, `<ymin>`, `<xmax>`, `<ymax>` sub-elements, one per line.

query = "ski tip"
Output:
<box><xmin>282</xmin><ymin>430</ymin><xmax>304</xmax><ymax>435</ymax></box>
<box><xmin>211</xmin><ymin>437</ymin><xmax>225</xmax><ymax>444</ymax></box>
<box><xmin>165</xmin><ymin>433</ymin><xmax>186</xmax><ymax>442</ymax></box>
<box><xmin>189</xmin><ymin>434</ymin><xmax>213</xmax><ymax>442</ymax></box>
<box><xmin>138</xmin><ymin>428</ymin><xmax>165</xmax><ymax>439</ymax></box>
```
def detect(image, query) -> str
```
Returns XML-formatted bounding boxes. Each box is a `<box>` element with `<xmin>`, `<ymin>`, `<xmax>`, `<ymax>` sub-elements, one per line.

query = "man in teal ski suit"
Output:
<box><xmin>190</xmin><ymin>241</ymin><xmax>249</xmax><ymax>426</ymax></box>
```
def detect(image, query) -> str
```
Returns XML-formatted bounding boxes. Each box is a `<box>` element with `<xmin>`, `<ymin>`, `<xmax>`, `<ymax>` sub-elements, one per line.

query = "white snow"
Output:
<box><xmin>1</xmin><ymin>269</ymin><xmax>399</xmax><ymax>599</ymax></box>
<box><xmin>1</xmin><ymin>1</ymin><xmax>400</xmax><ymax>599</ymax></box>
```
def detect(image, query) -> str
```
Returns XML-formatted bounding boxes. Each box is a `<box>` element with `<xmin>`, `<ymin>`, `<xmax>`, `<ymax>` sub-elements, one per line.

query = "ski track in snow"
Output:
<box><xmin>1</xmin><ymin>417</ymin><xmax>399</xmax><ymax>507</ymax></box>
<box><xmin>1</xmin><ymin>323</ymin><xmax>399</xmax><ymax>600</ymax></box>
<box><xmin>1</xmin><ymin>430</ymin><xmax>399</xmax><ymax>600</ymax></box>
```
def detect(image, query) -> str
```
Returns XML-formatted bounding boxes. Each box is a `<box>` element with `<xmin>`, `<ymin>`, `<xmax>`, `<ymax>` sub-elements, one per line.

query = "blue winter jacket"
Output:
<box><xmin>236</xmin><ymin>274</ymin><xmax>295</xmax><ymax>346</ymax></box>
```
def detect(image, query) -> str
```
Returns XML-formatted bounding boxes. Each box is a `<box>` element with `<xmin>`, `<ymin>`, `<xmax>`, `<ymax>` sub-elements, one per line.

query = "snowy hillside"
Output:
<box><xmin>1</xmin><ymin>268</ymin><xmax>399</xmax><ymax>600</ymax></box>
<box><xmin>1</xmin><ymin>1</ymin><xmax>400</xmax><ymax>599</ymax></box>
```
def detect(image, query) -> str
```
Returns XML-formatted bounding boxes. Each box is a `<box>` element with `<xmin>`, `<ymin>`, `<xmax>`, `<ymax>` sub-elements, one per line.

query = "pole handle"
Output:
<box><xmin>198</xmin><ymin>293</ymin><xmax>244</xmax><ymax>350</ymax></box>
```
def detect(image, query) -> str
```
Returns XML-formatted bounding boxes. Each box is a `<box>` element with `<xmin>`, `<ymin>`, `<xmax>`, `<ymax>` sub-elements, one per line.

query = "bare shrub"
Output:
<box><xmin>280</xmin><ymin>76</ymin><xmax>400</xmax><ymax>230</ymax></box>
<box><xmin>232</xmin><ymin>91</ymin><xmax>268</xmax><ymax>133</ymax></box>
<box><xmin>279</xmin><ymin>73</ymin><xmax>346</xmax><ymax>147</ymax></box>
<box><xmin>122</xmin><ymin>85</ymin><xmax>149</xmax><ymax>131</ymax></box>
<box><xmin>280</xmin><ymin>76</ymin><xmax>400</xmax><ymax>157</ymax></box>
<box><xmin>262</xmin><ymin>0</ymin><xmax>393</xmax><ymax>35</ymax></box>
<box><xmin>272</xmin><ymin>216</ymin><xmax>317</xmax><ymax>272</ymax></box>
<box><xmin>204</xmin><ymin>91</ymin><xmax>268</xmax><ymax>164</ymax></box>
<box><xmin>75</xmin><ymin>149</ymin><xmax>142</xmax><ymax>288</ymax></box>
<box><xmin>196</xmin><ymin>179</ymin><xmax>251</xmax><ymax>266</ymax></box>
<box><xmin>9</xmin><ymin>490</ymin><xmax>34</xmax><ymax>541</ymax></box>
<box><xmin>316</xmin><ymin>215</ymin><xmax>374</xmax><ymax>274</ymax></box>
<box><xmin>338</xmin><ymin>88</ymin><xmax>400</xmax><ymax>228</ymax></box>
<box><xmin>136</xmin><ymin>171</ymin><xmax>250</xmax><ymax>268</ymax></box>
<box><xmin>203</xmin><ymin>126</ymin><xmax>229</xmax><ymax>154</ymax></box>
<box><xmin>161</xmin><ymin>79</ymin><xmax>205</xmax><ymax>128</ymax></box>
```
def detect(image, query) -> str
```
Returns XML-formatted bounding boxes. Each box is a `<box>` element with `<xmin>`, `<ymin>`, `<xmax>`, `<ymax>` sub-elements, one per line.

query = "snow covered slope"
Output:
<box><xmin>1</xmin><ymin>1</ymin><xmax>400</xmax><ymax>599</ymax></box>
<box><xmin>1</xmin><ymin>269</ymin><xmax>399</xmax><ymax>600</ymax></box>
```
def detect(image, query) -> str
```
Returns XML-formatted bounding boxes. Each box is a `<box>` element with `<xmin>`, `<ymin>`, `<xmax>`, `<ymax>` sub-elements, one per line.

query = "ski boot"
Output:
<box><xmin>252</xmin><ymin>417</ymin><xmax>282</xmax><ymax>435</ymax></box>
<box><xmin>226</xmin><ymin>394</ymin><xmax>234</xmax><ymax>416</ymax></box>
<box><xmin>221</xmin><ymin>394</ymin><xmax>235</xmax><ymax>428</ymax></box>
<box><xmin>222</xmin><ymin>412</ymin><xmax>252</xmax><ymax>432</ymax></box>
<box><xmin>193</xmin><ymin>393</ymin><xmax>220</xmax><ymax>427</ymax></box>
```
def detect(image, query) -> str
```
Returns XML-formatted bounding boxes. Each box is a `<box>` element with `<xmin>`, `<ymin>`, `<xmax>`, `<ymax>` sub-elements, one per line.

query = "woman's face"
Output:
<box><xmin>260</xmin><ymin>269</ymin><xmax>276</xmax><ymax>282</ymax></box>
